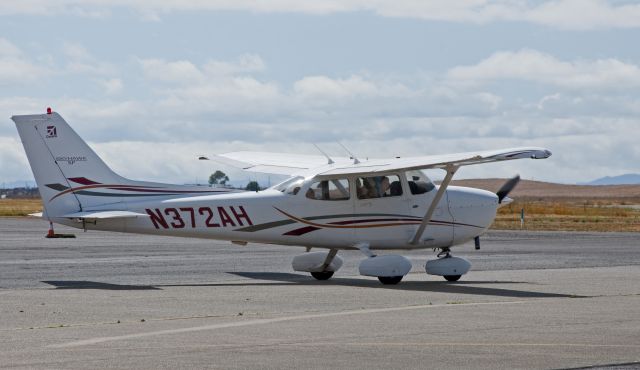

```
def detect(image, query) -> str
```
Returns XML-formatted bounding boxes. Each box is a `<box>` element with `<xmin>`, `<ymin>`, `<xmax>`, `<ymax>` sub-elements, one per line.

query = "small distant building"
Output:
<box><xmin>2</xmin><ymin>187</ymin><xmax>40</xmax><ymax>199</ymax></box>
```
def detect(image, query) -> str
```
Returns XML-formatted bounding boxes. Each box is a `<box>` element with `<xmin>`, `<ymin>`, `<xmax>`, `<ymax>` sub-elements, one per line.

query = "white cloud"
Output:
<box><xmin>0</xmin><ymin>58</ymin><xmax>46</xmax><ymax>84</ymax></box>
<box><xmin>139</xmin><ymin>58</ymin><xmax>204</xmax><ymax>84</ymax></box>
<box><xmin>203</xmin><ymin>54</ymin><xmax>265</xmax><ymax>76</ymax></box>
<box><xmin>2</xmin><ymin>49</ymin><xmax>640</xmax><ymax>185</ymax></box>
<box><xmin>63</xmin><ymin>42</ymin><xmax>116</xmax><ymax>76</ymax></box>
<box><xmin>2</xmin><ymin>0</ymin><xmax>640</xmax><ymax>30</ymax></box>
<box><xmin>446</xmin><ymin>49</ymin><xmax>640</xmax><ymax>90</ymax></box>
<box><xmin>140</xmin><ymin>54</ymin><xmax>266</xmax><ymax>85</ymax></box>
<box><xmin>0</xmin><ymin>137</ymin><xmax>34</xmax><ymax>182</ymax></box>
<box><xmin>525</xmin><ymin>0</ymin><xmax>640</xmax><ymax>30</ymax></box>
<box><xmin>99</xmin><ymin>78</ymin><xmax>124</xmax><ymax>95</ymax></box>
<box><xmin>366</xmin><ymin>0</ymin><xmax>640</xmax><ymax>30</ymax></box>
<box><xmin>62</xmin><ymin>42</ymin><xmax>92</xmax><ymax>60</ymax></box>
<box><xmin>293</xmin><ymin>75</ymin><xmax>380</xmax><ymax>99</ymax></box>
<box><xmin>0</xmin><ymin>38</ymin><xmax>48</xmax><ymax>84</ymax></box>
<box><xmin>0</xmin><ymin>39</ymin><xmax>119</xmax><ymax>87</ymax></box>
<box><xmin>138</xmin><ymin>56</ymin><xmax>280</xmax><ymax>116</ymax></box>
<box><xmin>0</xmin><ymin>38</ymin><xmax>22</xmax><ymax>57</ymax></box>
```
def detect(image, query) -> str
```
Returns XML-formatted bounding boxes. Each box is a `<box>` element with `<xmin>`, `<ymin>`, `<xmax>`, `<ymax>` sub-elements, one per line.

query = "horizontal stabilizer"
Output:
<box><xmin>62</xmin><ymin>210</ymin><xmax>149</xmax><ymax>220</ymax></box>
<box><xmin>209</xmin><ymin>152</ymin><xmax>339</xmax><ymax>176</ymax></box>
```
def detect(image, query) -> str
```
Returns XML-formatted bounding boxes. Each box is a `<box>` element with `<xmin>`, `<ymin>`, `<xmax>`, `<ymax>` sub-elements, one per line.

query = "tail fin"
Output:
<box><xmin>12</xmin><ymin>111</ymin><xmax>229</xmax><ymax>218</ymax></box>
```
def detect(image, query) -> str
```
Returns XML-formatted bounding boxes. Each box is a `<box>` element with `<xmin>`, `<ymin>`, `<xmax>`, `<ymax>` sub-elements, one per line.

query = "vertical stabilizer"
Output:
<box><xmin>12</xmin><ymin>111</ymin><xmax>231</xmax><ymax>218</ymax></box>
<box><xmin>12</xmin><ymin>112</ymin><xmax>125</xmax><ymax>216</ymax></box>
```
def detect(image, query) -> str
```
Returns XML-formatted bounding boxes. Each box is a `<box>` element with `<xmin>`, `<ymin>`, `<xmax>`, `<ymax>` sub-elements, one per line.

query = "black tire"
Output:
<box><xmin>378</xmin><ymin>276</ymin><xmax>403</xmax><ymax>285</ymax></box>
<box><xmin>311</xmin><ymin>271</ymin><xmax>334</xmax><ymax>280</ymax></box>
<box><xmin>444</xmin><ymin>275</ymin><xmax>461</xmax><ymax>282</ymax></box>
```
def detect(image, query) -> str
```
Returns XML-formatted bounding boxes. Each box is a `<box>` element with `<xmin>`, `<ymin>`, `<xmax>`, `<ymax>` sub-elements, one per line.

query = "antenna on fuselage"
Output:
<box><xmin>313</xmin><ymin>144</ymin><xmax>334</xmax><ymax>165</ymax></box>
<box><xmin>337</xmin><ymin>142</ymin><xmax>360</xmax><ymax>164</ymax></box>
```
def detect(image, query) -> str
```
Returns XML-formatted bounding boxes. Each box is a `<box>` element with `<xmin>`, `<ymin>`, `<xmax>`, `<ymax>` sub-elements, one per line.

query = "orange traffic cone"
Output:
<box><xmin>46</xmin><ymin>221</ymin><xmax>55</xmax><ymax>238</ymax></box>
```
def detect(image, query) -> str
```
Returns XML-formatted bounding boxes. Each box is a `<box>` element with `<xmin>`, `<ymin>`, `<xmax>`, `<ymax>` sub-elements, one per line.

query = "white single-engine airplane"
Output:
<box><xmin>12</xmin><ymin>110</ymin><xmax>551</xmax><ymax>284</ymax></box>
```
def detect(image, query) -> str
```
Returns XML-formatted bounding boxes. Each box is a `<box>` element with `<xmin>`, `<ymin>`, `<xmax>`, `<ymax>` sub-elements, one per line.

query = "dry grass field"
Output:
<box><xmin>453</xmin><ymin>179</ymin><xmax>640</xmax><ymax>232</ymax></box>
<box><xmin>0</xmin><ymin>199</ymin><xmax>42</xmax><ymax>217</ymax></box>
<box><xmin>494</xmin><ymin>201</ymin><xmax>640</xmax><ymax>232</ymax></box>
<box><xmin>2</xmin><ymin>179</ymin><xmax>639</xmax><ymax>232</ymax></box>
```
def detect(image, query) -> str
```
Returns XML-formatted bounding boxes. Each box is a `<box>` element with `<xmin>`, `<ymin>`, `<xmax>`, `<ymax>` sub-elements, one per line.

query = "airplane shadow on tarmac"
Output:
<box><xmin>42</xmin><ymin>280</ymin><xmax>161</xmax><ymax>290</ymax></box>
<box><xmin>42</xmin><ymin>272</ymin><xmax>584</xmax><ymax>299</ymax></box>
<box><xmin>224</xmin><ymin>272</ymin><xmax>582</xmax><ymax>298</ymax></box>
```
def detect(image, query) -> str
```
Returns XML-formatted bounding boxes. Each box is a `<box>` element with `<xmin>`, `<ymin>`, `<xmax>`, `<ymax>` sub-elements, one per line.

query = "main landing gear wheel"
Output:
<box><xmin>311</xmin><ymin>271</ymin><xmax>334</xmax><ymax>280</ymax></box>
<box><xmin>378</xmin><ymin>276</ymin><xmax>403</xmax><ymax>285</ymax></box>
<box><xmin>444</xmin><ymin>275</ymin><xmax>461</xmax><ymax>282</ymax></box>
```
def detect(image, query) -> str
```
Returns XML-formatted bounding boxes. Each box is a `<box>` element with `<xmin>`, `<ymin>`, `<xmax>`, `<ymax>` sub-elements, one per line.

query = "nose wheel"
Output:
<box><xmin>378</xmin><ymin>276</ymin><xmax>403</xmax><ymax>285</ymax></box>
<box><xmin>426</xmin><ymin>247</ymin><xmax>471</xmax><ymax>282</ymax></box>
<box><xmin>438</xmin><ymin>249</ymin><xmax>461</xmax><ymax>281</ymax></box>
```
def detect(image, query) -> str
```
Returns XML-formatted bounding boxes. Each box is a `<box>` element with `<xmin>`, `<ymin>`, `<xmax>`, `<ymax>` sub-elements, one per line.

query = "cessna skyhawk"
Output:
<box><xmin>12</xmin><ymin>110</ymin><xmax>551</xmax><ymax>284</ymax></box>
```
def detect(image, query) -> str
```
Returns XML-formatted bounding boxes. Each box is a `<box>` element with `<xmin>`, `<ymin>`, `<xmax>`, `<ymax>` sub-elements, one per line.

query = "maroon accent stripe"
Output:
<box><xmin>430</xmin><ymin>220</ymin><xmax>484</xmax><ymax>228</ymax></box>
<box><xmin>49</xmin><ymin>183</ymin><xmax>230</xmax><ymax>202</ymax></box>
<box><xmin>105</xmin><ymin>184</ymin><xmax>163</xmax><ymax>189</ymax></box>
<box><xmin>281</xmin><ymin>220</ymin><xmax>477</xmax><ymax>237</ymax></box>
<box><xmin>331</xmin><ymin>219</ymin><xmax>457</xmax><ymax>227</ymax></box>
<box><xmin>283</xmin><ymin>226</ymin><xmax>321</xmax><ymax>236</ymax></box>
<box><xmin>329</xmin><ymin>218</ymin><xmax>419</xmax><ymax>226</ymax></box>
<box><xmin>106</xmin><ymin>186</ymin><xmax>225</xmax><ymax>194</ymax></box>
<box><xmin>68</xmin><ymin>177</ymin><xmax>100</xmax><ymax>185</ymax></box>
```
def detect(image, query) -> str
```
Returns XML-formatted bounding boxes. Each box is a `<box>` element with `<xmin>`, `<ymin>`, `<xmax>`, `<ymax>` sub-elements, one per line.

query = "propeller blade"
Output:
<box><xmin>496</xmin><ymin>175</ymin><xmax>521</xmax><ymax>203</ymax></box>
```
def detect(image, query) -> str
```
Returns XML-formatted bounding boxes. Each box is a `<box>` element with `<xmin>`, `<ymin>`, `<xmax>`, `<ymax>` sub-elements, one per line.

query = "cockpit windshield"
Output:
<box><xmin>405</xmin><ymin>170</ymin><xmax>435</xmax><ymax>195</ymax></box>
<box><xmin>272</xmin><ymin>176</ymin><xmax>304</xmax><ymax>195</ymax></box>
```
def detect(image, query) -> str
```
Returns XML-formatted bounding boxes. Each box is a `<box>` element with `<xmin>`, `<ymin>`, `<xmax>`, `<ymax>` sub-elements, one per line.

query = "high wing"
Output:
<box><xmin>209</xmin><ymin>151</ymin><xmax>353</xmax><ymax>176</ymax></box>
<box><xmin>214</xmin><ymin>147</ymin><xmax>551</xmax><ymax>177</ymax></box>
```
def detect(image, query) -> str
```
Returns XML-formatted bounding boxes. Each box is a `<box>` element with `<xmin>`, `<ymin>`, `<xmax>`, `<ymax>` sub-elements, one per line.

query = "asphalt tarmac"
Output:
<box><xmin>1</xmin><ymin>217</ymin><xmax>639</xmax><ymax>369</ymax></box>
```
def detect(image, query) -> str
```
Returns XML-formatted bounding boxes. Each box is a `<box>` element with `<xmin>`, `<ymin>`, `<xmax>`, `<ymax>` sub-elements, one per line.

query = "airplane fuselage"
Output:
<box><xmin>52</xmin><ymin>184</ymin><xmax>498</xmax><ymax>251</ymax></box>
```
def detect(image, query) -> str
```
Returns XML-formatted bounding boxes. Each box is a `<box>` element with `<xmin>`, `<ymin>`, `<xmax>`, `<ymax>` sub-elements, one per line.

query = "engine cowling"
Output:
<box><xmin>359</xmin><ymin>255</ymin><xmax>412</xmax><ymax>277</ymax></box>
<box><xmin>425</xmin><ymin>256</ymin><xmax>471</xmax><ymax>276</ymax></box>
<box><xmin>292</xmin><ymin>251</ymin><xmax>343</xmax><ymax>273</ymax></box>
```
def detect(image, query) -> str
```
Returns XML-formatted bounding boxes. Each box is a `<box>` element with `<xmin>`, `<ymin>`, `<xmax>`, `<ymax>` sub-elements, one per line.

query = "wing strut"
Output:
<box><xmin>409</xmin><ymin>165</ymin><xmax>459</xmax><ymax>245</ymax></box>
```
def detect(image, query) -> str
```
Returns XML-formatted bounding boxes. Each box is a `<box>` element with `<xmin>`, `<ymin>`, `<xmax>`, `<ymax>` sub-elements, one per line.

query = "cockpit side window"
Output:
<box><xmin>405</xmin><ymin>170</ymin><xmax>435</xmax><ymax>195</ymax></box>
<box><xmin>356</xmin><ymin>175</ymin><xmax>402</xmax><ymax>199</ymax></box>
<box><xmin>306</xmin><ymin>178</ymin><xmax>350</xmax><ymax>200</ymax></box>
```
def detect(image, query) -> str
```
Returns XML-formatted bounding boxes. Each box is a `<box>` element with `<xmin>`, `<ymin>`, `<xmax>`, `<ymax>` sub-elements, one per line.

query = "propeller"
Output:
<box><xmin>496</xmin><ymin>174</ymin><xmax>521</xmax><ymax>204</ymax></box>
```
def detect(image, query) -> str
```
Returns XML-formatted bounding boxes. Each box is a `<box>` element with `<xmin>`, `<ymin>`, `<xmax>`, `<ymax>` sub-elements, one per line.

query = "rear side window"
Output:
<box><xmin>357</xmin><ymin>175</ymin><xmax>402</xmax><ymax>199</ymax></box>
<box><xmin>273</xmin><ymin>177</ymin><xmax>304</xmax><ymax>195</ymax></box>
<box><xmin>306</xmin><ymin>179</ymin><xmax>350</xmax><ymax>200</ymax></box>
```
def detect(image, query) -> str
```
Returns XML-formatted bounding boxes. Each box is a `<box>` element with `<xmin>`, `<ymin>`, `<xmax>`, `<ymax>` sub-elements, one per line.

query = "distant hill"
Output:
<box><xmin>583</xmin><ymin>174</ymin><xmax>640</xmax><ymax>186</ymax></box>
<box><xmin>450</xmin><ymin>178</ymin><xmax>640</xmax><ymax>201</ymax></box>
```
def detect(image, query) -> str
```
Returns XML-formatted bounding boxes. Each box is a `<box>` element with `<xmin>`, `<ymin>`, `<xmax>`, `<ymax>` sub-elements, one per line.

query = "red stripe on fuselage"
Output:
<box><xmin>67</xmin><ymin>177</ymin><xmax>100</xmax><ymax>185</ymax></box>
<box><xmin>49</xmin><ymin>183</ymin><xmax>227</xmax><ymax>201</ymax></box>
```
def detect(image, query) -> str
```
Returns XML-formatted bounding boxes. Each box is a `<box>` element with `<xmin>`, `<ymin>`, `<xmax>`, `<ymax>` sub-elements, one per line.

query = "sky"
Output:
<box><xmin>1</xmin><ymin>0</ymin><xmax>639</xmax><ymax>187</ymax></box>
